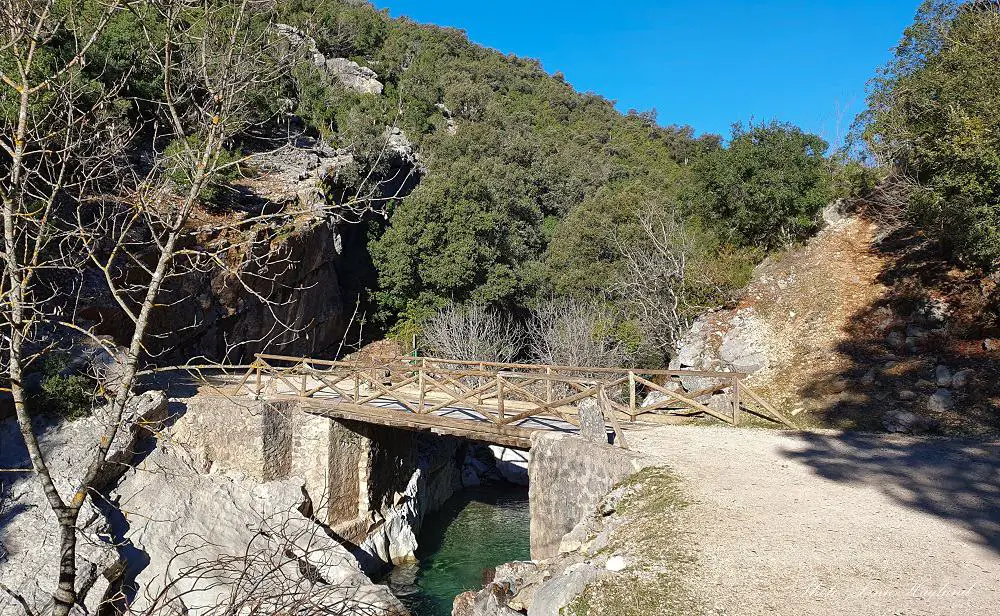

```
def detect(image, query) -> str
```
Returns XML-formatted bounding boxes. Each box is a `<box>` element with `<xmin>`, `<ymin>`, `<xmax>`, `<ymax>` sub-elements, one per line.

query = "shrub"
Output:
<box><xmin>35</xmin><ymin>354</ymin><xmax>96</xmax><ymax>419</ymax></box>
<box><xmin>421</xmin><ymin>301</ymin><xmax>523</xmax><ymax>364</ymax></box>
<box><xmin>694</xmin><ymin>121</ymin><xmax>833</xmax><ymax>250</ymax></box>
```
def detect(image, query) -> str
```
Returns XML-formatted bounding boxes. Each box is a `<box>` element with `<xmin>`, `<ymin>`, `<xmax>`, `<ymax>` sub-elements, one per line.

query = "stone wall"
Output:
<box><xmin>528</xmin><ymin>432</ymin><xmax>659</xmax><ymax>559</ymax></box>
<box><xmin>169</xmin><ymin>395</ymin><xmax>466</xmax><ymax>572</ymax></box>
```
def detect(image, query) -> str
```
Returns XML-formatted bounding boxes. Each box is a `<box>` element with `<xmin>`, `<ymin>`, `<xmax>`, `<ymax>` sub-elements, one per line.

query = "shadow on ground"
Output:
<box><xmin>784</xmin><ymin>430</ymin><xmax>1000</xmax><ymax>553</ymax></box>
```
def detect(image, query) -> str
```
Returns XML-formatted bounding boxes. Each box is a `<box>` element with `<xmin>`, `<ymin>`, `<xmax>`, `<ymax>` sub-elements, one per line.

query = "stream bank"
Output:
<box><xmin>384</xmin><ymin>485</ymin><xmax>530</xmax><ymax>616</ymax></box>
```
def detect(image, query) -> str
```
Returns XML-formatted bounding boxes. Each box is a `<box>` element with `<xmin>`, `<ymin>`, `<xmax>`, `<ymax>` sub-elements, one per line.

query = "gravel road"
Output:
<box><xmin>627</xmin><ymin>424</ymin><xmax>999</xmax><ymax>615</ymax></box>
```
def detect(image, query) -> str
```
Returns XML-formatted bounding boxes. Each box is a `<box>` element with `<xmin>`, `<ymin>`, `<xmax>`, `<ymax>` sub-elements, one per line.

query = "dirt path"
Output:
<box><xmin>627</xmin><ymin>424</ymin><xmax>999</xmax><ymax>615</ymax></box>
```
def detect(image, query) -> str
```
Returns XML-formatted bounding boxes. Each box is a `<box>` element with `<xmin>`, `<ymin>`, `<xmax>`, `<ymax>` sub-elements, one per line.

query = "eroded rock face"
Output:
<box><xmin>108</xmin><ymin>443</ymin><xmax>405</xmax><ymax>615</ymax></box>
<box><xmin>275</xmin><ymin>23</ymin><xmax>384</xmax><ymax>95</ymax></box>
<box><xmin>0</xmin><ymin>392</ymin><xmax>168</xmax><ymax>616</ymax></box>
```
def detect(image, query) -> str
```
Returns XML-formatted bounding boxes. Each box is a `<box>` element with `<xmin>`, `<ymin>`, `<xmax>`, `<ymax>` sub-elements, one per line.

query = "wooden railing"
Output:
<box><xmin>233</xmin><ymin>354</ymin><xmax>795</xmax><ymax>431</ymax></box>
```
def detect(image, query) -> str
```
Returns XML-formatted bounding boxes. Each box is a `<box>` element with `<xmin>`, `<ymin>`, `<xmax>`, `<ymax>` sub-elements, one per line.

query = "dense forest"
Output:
<box><xmin>273</xmin><ymin>0</ymin><xmax>842</xmax><ymax>364</ymax></box>
<box><xmin>7</xmin><ymin>0</ymin><xmax>996</xmax><ymax>371</ymax></box>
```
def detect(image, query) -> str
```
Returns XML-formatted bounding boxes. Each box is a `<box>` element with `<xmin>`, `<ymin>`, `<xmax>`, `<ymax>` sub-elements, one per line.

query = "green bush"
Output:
<box><xmin>35</xmin><ymin>354</ymin><xmax>96</xmax><ymax>419</ymax></box>
<box><xmin>694</xmin><ymin>121</ymin><xmax>833</xmax><ymax>250</ymax></box>
<box><xmin>859</xmin><ymin>1</ymin><xmax>1000</xmax><ymax>269</ymax></box>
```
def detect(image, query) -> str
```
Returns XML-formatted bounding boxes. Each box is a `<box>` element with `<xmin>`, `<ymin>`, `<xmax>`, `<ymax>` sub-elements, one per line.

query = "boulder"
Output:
<box><xmin>883</xmin><ymin>409</ymin><xmax>938</xmax><ymax>434</ymax></box>
<box><xmin>822</xmin><ymin>198</ymin><xmax>851</xmax><ymax>225</ymax></box>
<box><xmin>952</xmin><ymin>369</ymin><xmax>974</xmax><ymax>389</ymax></box>
<box><xmin>886</xmin><ymin>330</ymin><xmax>906</xmax><ymax>350</ymax></box>
<box><xmin>928</xmin><ymin>388</ymin><xmax>954</xmax><ymax>414</ymax></box>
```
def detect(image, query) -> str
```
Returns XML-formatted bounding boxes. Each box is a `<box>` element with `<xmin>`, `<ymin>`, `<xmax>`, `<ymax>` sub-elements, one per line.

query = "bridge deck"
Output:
<box><xmin>223</xmin><ymin>354</ymin><xmax>794</xmax><ymax>448</ymax></box>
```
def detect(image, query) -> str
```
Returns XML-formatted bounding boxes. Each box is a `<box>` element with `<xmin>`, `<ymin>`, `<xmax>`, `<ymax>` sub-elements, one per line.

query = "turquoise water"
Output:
<box><xmin>385</xmin><ymin>487</ymin><xmax>530</xmax><ymax>616</ymax></box>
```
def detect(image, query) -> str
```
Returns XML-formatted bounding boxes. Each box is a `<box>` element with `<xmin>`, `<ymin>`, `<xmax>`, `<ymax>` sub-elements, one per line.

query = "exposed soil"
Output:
<box><xmin>704</xmin><ymin>213</ymin><xmax>1000</xmax><ymax>436</ymax></box>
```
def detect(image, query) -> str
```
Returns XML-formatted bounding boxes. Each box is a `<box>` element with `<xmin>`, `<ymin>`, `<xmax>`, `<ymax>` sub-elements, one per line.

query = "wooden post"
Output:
<box><xmin>254</xmin><ymin>360</ymin><xmax>262</xmax><ymax>397</ymax></box>
<box><xmin>353</xmin><ymin>364</ymin><xmax>360</xmax><ymax>402</ymax></box>
<box><xmin>478</xmin><ymin>362</ymin><xmax>485</xmax><ymax>404</ymax></box>
<box><xmin>497</xmin><ymin>377</ymin><xmax>505</xmax><ymax>424</ymax></box>
<box><xmin>732</xmin><ymin>376</ymin><xmax>741</xmax><ymax>426</ymax></box>
<box><xmin>546</xmin><ymin>366</ymin><xmax>553</xmax><ymax>404</ymax></box>
<box><xmin>628</xmin><ymin>370</ymin><xmax>636</xmax><ymax>421</ymax></box>
<box><xmin>418</xmin><ymin>368</ymin><xmax>426</xmax><ymax>413</ymax></box>
<box><xmin>301</xmin><ymin>361</ymin><xmax>308</xmax><ymax>396</ymax></box>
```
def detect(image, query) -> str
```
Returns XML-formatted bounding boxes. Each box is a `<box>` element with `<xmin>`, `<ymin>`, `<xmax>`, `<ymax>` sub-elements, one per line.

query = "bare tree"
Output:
<box><xmin>1</xmin><ymin>1</ymin><xmax>398</xmax><ymax>613</ymax></box>
<box><xmin>421</xmin><ymin>301</ymin><xmax>523</xmax><ymax>364</ymax></box>
<box><xmin>527</xmin><ymin>298</ymin><xmax>631</xmax><ymax>370</ymax></box>
<box><xmin>615</xmin><ymin>205</ymin><xmax>723</xmax><ymax>359</ymax></box>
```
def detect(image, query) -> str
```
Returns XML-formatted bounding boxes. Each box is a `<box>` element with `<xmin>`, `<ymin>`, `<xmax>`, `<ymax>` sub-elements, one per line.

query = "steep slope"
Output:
<box><xmin>676</xmin><ymin>209</ymin><xmax>1000</xmax><ymax>436</ymax></box>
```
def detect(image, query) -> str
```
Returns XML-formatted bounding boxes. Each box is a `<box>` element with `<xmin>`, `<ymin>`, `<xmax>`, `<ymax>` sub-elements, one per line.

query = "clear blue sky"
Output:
<box><xmin>372</xmin><ymin>1</ymin><xmax>920</xmax><ymax>148</ymax></box>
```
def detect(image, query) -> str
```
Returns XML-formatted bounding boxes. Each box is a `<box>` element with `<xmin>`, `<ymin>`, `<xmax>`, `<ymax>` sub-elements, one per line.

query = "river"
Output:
<box><xmin>384</xmin><ymin>485</ymin><xmax>530</xmax><ymax>616</ymax></box>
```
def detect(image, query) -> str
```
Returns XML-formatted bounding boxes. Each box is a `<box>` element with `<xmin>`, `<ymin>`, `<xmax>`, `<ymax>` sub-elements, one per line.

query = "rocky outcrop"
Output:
<box><xmin>0</xmin><ymin>392</ymin><xmax>168</xmax><ymax>616</ymax></box>
<box><xmin>275</xmin><ymin>23</ymin><xmax>384</xmax><ymax>95</ymax></box>
<box><xmin>107</xmin><ymin>443</ymin><xmax>404</xmax><ymax>615</ymax></box>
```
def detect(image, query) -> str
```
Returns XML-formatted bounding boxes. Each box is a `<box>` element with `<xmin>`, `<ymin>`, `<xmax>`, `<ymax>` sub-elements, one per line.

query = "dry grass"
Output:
<box><xmin>564</xmin><ymin>467</ymin><xmax>706</xmax><ymax>616</ymax></box>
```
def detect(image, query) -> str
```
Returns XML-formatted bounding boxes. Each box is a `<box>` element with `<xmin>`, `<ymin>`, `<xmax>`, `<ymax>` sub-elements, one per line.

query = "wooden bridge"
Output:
<box><xmin>221</xmin><ymin>354</ymin><xmax>795</xmax><ymax>448</ymax></box>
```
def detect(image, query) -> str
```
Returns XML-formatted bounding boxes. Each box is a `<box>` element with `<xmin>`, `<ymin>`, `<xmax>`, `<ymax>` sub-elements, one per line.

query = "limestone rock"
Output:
<box><xmin>275</xmin><ymin>23</ymin><xmax>383</xmax><ymax>94</ymax></box>
<box><xmin>605</xmin><ymin>555</ymin><xmax>629</xmax><ymax>572</ymax></box>
<box><xmin>0</xmin><ymin>393</ymin><xmax>169</xmax><ymax>616</ymax></box>
<box><xmin>674</xmin><ymin>308</ymin><xmax>768</xmax><ymax>392</ymax></box>
<box><xmin>527</xmin><ymin>562</ymin><xmax>605</xmax><ymax>616</ymax></box>
<box><xmin>897</xmin><ymin>389</ymin><xmax>917</xmax><ymax>401</ymax></box>
<box><xmin>887</xmin><ymin>330</ymin><xmax>906</xmax><ymax>350</ymax></box>
<box><xmin>111</xmin><ymin>443</ymin><xmax>404</xmax><ymax>615</ymax></box>
<box><xmin>321</xmin><ymin>57</ymin><xmax>384</xmax><ymax>94</ymax></box>
<box><xmin>822</xmin><ymin>198</ymin><xmax>852</xmax><ymax>225</ymax></box>
<box><xmin>928</xmin><ymin>388</ymin><xmax>954</xmax><ymax>414</ymax></box>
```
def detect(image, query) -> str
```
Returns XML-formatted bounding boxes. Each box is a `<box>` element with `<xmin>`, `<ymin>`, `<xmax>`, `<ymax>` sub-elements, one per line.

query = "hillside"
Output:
<box><xmin>675</xmin><ymin>207</ymin><xmax>1000</xmax><ymax>437</ymax></box>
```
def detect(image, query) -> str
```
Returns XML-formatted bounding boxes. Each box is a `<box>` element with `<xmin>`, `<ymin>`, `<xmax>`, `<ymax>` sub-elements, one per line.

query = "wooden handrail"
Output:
<box><xmin>240</xmin><ymin>353</ymin><xmax>794</xmax><ymax>433</ymax></box>
<box><xmin>254</xmin><ymin>353</ymin><xmax>748</xmax><ymax>380</ymax></box>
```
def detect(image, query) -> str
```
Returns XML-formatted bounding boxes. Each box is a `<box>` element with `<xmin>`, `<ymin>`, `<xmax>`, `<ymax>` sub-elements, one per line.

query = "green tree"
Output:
<box><xmin>859</xmin><ymin>1</ymin><xmax>1000</xmax><ymax>269</ymax></box>
<box><xmin>694</xmin><ymin>121</ymin><xmax>832</xmax><ymax>249</ymax></box>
